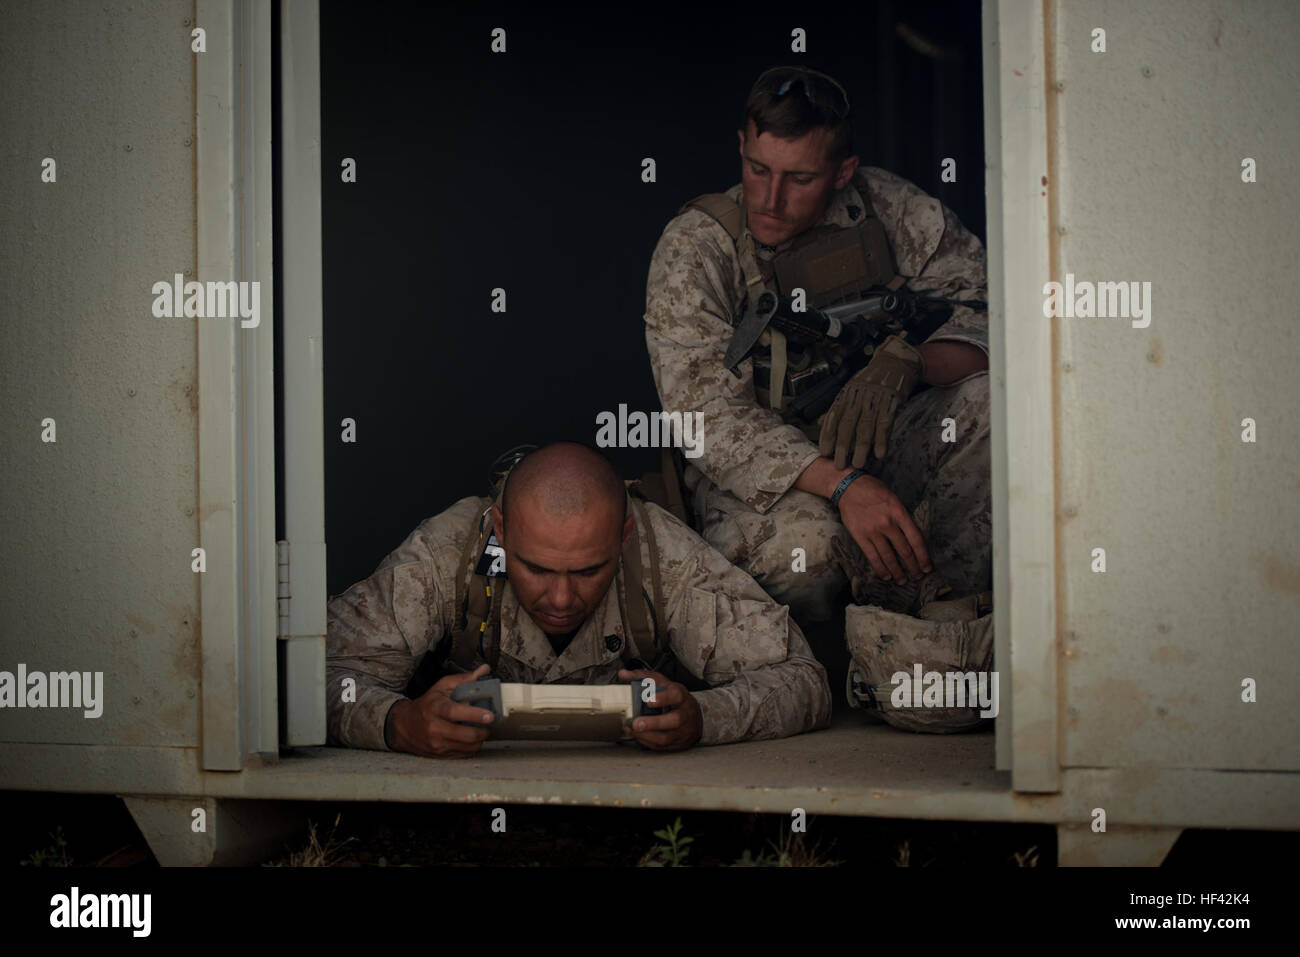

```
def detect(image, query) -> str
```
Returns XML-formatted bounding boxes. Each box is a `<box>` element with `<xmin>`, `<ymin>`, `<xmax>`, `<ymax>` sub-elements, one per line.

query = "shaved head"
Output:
<box><xmin>492</xmin><ymin>443</ymin><xmax>633</xmax><ymax>636</ymax></box>
<box><xmin>500</xmin><ymin>442</ymin><xmax>626</xmax><ymax>531</ymax></box>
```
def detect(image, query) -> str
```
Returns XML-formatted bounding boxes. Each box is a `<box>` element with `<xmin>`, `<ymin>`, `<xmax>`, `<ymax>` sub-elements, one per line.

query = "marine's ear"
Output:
<box><xmin>833</xmin><ymin>153</ymin><xmax>859</xmax><ymax>190</ymax></box>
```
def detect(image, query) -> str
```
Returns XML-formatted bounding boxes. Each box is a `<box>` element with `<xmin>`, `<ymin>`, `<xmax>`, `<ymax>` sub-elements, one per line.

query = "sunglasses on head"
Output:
<box><xmin>753</xmin><ymin>66</ymin><xmax>851</xmax><ymax>120</ymax></box>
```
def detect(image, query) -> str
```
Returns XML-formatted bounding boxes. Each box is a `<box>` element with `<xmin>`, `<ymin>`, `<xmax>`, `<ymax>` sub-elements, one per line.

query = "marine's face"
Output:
<box><xmin>737</xmin><ymin>119</ymin><xmax>857</xmax><ymax>247</ymax></box>
<box><xmin>492</xmin><ymin>500</ymin><xmax>633</xmax><ymax>636</ymax></box>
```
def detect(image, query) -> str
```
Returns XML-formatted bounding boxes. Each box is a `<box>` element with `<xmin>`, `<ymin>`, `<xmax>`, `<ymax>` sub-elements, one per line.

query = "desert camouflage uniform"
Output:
<box><xmin>326</xmin><ymin>495</ymin><xmax>832</xmax><ymax>751</ymax></box>
<box><xmin>643</xmin><ymin>166</ymin><xmax>991</xmax><ymax>623</ymax></box>
<box><xmin>843</xmin><ymin>498</ymin><xmax>995</xmax><ymax>732</ymax></box>
<box><xmin>645</xmin><ymin>167</ymin><xmax>994</xmax><ymax>731</ymax></box>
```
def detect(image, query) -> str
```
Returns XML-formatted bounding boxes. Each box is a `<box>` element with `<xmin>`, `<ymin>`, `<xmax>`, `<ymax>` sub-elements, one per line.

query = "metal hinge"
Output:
<box><xmin>276</xmin><ymin>540</ymin><xmax>290</xmax><ymax>637</ymax></box>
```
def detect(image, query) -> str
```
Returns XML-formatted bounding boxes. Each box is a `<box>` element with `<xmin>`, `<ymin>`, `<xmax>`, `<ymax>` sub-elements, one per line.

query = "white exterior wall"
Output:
<box><xmin>1050</xmin><ymin>0</ymin><xmax>1300</xmax><ymax>770</ymax></box>
<box><xmin>0</xmin><ymin>0</ymin><xmax>1295</xmax><ymax>846</ymax></box>
<box><xmin>0</xmin><ymin>0</ymin><xmax>201</xmax><ymax>749</ymax></box>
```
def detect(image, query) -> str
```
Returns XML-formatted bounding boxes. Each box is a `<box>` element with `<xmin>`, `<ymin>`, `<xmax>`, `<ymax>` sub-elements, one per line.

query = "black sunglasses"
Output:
<box><xmin>753</xmin><ymin>66</ymin><xmax>851</xmax><ymax>119</ymax></box>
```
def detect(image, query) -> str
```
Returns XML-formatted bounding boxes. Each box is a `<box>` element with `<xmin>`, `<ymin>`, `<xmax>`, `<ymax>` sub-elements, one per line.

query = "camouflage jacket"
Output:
<box><xmin>326</xmin><ymin>496</ymin><xmax>831</xmax><ymax>751</ymax></box>
<box><xmin>643</xmin><ymin>165</ymin><xmax>988</xmax><ymax>513</ymax></box>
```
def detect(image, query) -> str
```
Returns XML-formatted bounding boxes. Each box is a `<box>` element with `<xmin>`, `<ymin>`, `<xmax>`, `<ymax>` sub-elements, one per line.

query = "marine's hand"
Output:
<box><xmin>835</xmin><ymin>472</ymin><xmax>931</xmax><ymax>583</ymax></box>
<box><xmin>617</xmin><ymin>669</ymin><xmax>703</xmax><ymax>751</ymax></box>
<box><xmin>818</xmin><ymin>335</ymin><xmax>923</xmax><ymax>467</ymax></box>
<box><xmin>388</xmin><ymin>664</ymin><xmax>495</xmax><ymax>758</ymax></box>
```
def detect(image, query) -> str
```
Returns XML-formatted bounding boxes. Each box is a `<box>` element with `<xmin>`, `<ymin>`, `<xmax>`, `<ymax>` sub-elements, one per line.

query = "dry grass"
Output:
<box><xmin>893</xmin><ymin>838</ymin><xmax>911</xmax><ymax>867</ymax></box>
<box><xmin>1011</xmin><ymin>844</ymin><xmax>1040</xmax><ymax>867</ymax></box>
<box><xmin>734</xmin><ymin>829</ymin><xmax>843</xmax><ymax>867</ymax></box>
<box><xmin>891</xmin><ymin>838</ymin><xmax>937</xmax><ymax>867</ymax></box>
<box><xmin>19</xmin><ymin>826</ymin><xmax>73</xmax><ymax>867</ymax></box>
<box><xmin>264</xmin><ymin>813</ymin><xmax>356</xmax><ymax>867</ymax></box>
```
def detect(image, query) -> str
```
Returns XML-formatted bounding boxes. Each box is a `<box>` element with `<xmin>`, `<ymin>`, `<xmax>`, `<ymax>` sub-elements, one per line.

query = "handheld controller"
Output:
<box><xmin>449</xmin><ymin>677</ymin><xmax>668</xmax><ymax>741</ymax></box>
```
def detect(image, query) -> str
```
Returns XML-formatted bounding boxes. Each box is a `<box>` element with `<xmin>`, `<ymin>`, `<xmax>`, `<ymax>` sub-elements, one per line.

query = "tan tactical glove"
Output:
<box><xmin>819</xmin><ymin>335</ymin><xmax>924</xmax><ymax>468</ymax></box>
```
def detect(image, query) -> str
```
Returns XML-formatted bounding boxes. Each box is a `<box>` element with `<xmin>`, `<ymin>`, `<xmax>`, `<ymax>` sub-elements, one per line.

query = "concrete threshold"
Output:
<box><xmin>233</xmin><ymin>713</ymin><xmax>1044</xmax><ymax>822</ymax></box>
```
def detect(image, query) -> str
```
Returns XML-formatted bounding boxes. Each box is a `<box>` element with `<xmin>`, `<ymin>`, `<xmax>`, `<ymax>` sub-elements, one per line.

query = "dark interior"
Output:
<box><xmin>313</xmin><ymin>0</ymin><xmax>986</xmax><ymax>605</ymax></box>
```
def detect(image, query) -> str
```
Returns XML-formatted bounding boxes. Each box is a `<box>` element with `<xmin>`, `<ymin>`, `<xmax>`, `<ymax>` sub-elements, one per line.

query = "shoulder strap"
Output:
<box><xmin>677</xmin><ymin>173</ymin><xmax>904</xmax><ymax>307</ymax></box>
<box><xmin>849</xmin><ymin>168</ymin><xmax>907</xmax><ymax>292</ymax></box>
<box><xmin>448</xmin><ymin>501</ymin><xmax>504</xmax><ymax>672</ymax></box>
<box><xmin>676</xmin><ymin>193</ymin><xmax>742</xmax><ymax>241</ymax></box>
<box><xmin>451</xmin><ymin>494</ymin><xmax>669</xmax><ymax>674</ymax></box>
<box><xmin>620</xmin><ymin>496</ymin><xmax>668</xmax><ymax>669</ymax></box>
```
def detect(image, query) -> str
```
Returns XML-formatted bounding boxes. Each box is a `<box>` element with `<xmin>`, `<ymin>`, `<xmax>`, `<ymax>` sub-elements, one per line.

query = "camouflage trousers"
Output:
<box><xmin>687</xmin><ymin>372</ymin><xmax>993</xmax><ymax>623</ymax></box>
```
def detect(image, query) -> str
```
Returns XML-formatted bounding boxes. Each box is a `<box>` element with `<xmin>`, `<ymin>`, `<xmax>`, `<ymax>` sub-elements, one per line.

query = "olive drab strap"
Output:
<box><xmin>448</xmin><ymin>501</ymin><xmax>504</xmax><ymax>672</ymax></box>
<box><xmin>675</xmin><ymin>193</ymin><xmax>742</xmax><ymax>246</ymax></box>
<box><xmin>637</xmin><ymin>502</ymin><xmax>667</xmax><ymax>639</ymax></box>
<box><xmin>675</xmin><ymin>191</ymin><xmax>776</xmax><ymax>297</ymax></box>
<box><xmin>765</xmin><ymin>327</ymin><xmax>788</xmax><ymax>410</ymax></box>
<box><xmin>736</xmin><ymin>199</ymin><xmax>778</xmax><ymax>294</ymax></box>
<box><xmin>447</xmin><ymin>448</ymin><xmax>533</xmax><ymax>672</ymax></box>
<box><xmin>620</xmin><ymin>496</ymin><xmax>667</xmax><ymax>669</ymax></box>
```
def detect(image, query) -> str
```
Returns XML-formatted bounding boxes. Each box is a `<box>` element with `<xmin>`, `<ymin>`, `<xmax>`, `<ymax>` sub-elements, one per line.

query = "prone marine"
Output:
<box><xmin>325</xmin><ymin>442</ymin><xmax>831</xmax><ymax>756</ymax></box>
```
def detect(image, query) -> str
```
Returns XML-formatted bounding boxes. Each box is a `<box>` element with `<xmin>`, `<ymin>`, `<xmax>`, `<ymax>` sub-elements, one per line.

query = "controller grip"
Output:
<box><xmin>451</xmin><ymin>677</ymin><xmax>503</xmax><ymax>721</ymax></box>
<box><xmin>630</xmin><ymin>678</ymin><xmax>666</xmax><ymax>718</ymax></box>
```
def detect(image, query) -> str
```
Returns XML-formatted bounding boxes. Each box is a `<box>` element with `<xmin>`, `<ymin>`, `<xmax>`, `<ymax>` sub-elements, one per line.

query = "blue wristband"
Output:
<box><xmin>831</xmin><ymin>469</ymin><xmax>867</xmax><ymax>508</ymax></box>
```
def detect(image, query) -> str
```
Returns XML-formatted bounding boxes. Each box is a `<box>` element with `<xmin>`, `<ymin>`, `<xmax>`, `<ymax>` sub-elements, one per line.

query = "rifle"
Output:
<box><xmin>733</xmin><ymin>287</ymin><xmax>985</xmax><ymax>423</ymax></box>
